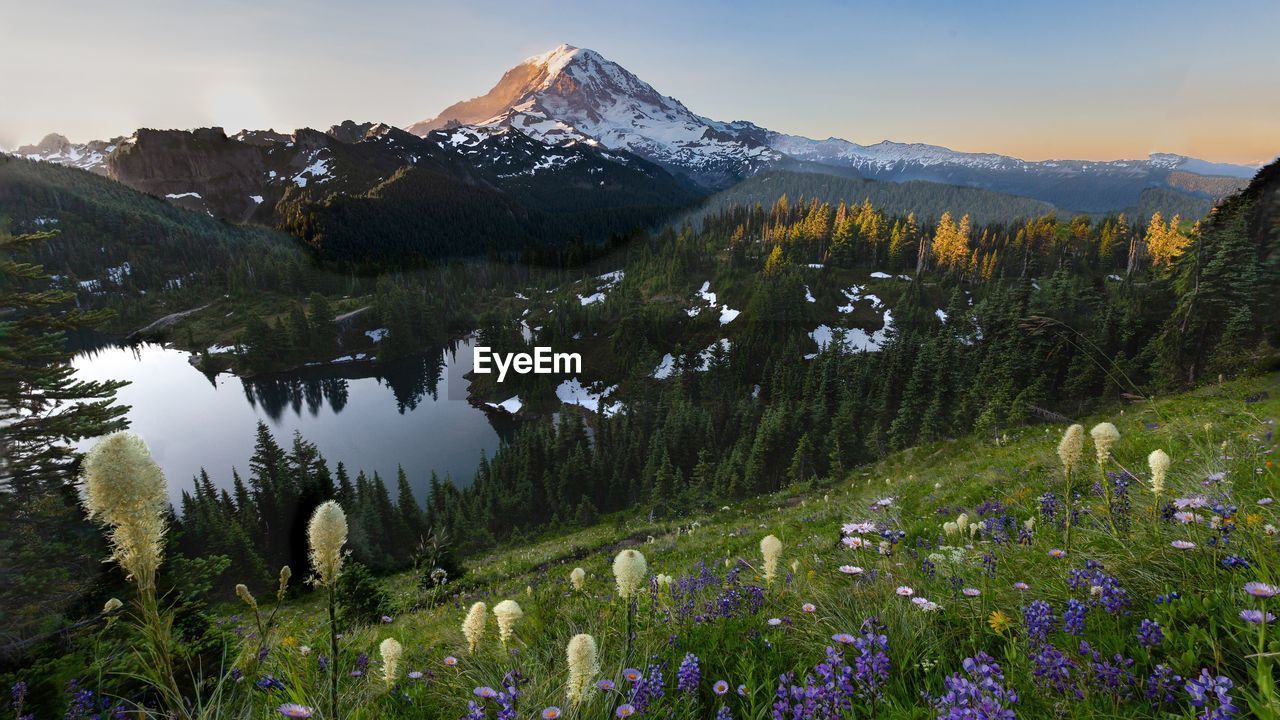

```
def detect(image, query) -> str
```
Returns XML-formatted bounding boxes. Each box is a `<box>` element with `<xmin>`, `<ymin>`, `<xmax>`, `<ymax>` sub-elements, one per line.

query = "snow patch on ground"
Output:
<box><xmin>652</xmin><ymin>353</ymin><xmax>676</xmax><ymax>379</ymax></box>
<box><xmin>485</xmin><ymin>396</ymin><xmax>522</xmax><ymax>414</ymax></box>
<box><xmin>804</xmin><ymin>285</ymin><xmax>816</xmax><ymax>303</ymax></box>
<box><xmin>365</xmin><ymin>328</ymin><xmax>389</xmax><ymax>342</ymax></box>
<box><xmin>556</xmin><ymin>378</ymin><xmax>622</xmax><ymax>416</ymax></box>
<box><xmin>808</xmin><ymin>311</ymin><xmax>895</xmax><ymax>356</ymax></box>
<box><xmin>719</xmin><ymin>305</ymin><xmax>740</xmax><ymax>324</ymax></box>
<box><xmin>165</xmin><ymin>192</ymin><xmax>202</xmax><ymax>200</ymax></box>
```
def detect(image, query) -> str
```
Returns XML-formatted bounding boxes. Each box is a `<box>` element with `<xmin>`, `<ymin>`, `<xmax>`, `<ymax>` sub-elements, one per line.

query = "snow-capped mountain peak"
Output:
<box><xmin>408</xmin><ymin>43</ymin><xmax>780</xmax><ymax>186</ymax></box>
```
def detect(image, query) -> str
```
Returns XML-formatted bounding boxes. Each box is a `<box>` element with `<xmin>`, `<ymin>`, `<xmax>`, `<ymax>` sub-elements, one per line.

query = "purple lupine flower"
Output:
<box><xmin>929</xmin><ymin>651</ymin><xmax>1018</xmax><ymax>720</ymax></box>
<box><xmin>1062</xmin><ymin>599</ymin><xmax>1088</xmax><ymax>636</ymax></box>
<box><xmin>715</xmin><ymin>705</ymin><xmax>733</xmax><ymax>720</ymax></box>
<box><xmin>1145</xmin><ymin>664</ymin><xmax>1182</xmax><ymax>705</ymax></box>
<box><xmin>1029</xmin><ymin>643</ymin><xmax>1078</xmax><ymax>697</ymax></box>
<box><xmin>677</xmin><ymin>653</ymin><xmax>701</xmax><ymax>694</ymax></box>
<box><xmin>1137</xmin><ymin>618</ymin><xmax>1163</xmax><ymax>647</ymax></box>
<box><xmin>464</xmin><ymin>699</ymin><xmax>486</xmax><ymax>720</ymax></box>
<box><xmin>1185</xmin><ymin>669</ymin><xmax>1239</xmax><ymax>719</ymax></box>
<box><xmin>1023</xmin><ymin>600</ymin><xmax>1056</xmax><ymax>641</ymax></box>
<box><xmin>852</xmin><ymin>617</ymin><xmax>890</xmax><ymax>701</ymax></box>
<box><xmin>256</xmin><ymin>675</ymin><xmax>285</xmax><ymax>691</ymax></box>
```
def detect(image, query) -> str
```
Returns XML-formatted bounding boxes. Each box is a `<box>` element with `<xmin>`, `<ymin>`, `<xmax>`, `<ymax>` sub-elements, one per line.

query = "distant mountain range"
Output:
<box><xmin>6</xmin><ymin>43</ymin><xmax>1268</xmax><ymax>260</ymax></box>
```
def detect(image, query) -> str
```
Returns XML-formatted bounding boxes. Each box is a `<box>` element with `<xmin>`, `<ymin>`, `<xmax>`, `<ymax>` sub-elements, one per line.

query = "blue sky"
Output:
<box><xmin>3</xmin><ymin>0</ymin><xmax>1277</xmax><ymax>163</ymax></box>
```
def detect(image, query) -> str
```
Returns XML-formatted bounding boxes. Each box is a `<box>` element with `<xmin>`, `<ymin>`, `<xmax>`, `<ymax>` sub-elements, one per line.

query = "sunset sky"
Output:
<box><xmin>3</xmin><ymin>0</ymin><xmax>1277</xmax><ymax>164</ymax></box>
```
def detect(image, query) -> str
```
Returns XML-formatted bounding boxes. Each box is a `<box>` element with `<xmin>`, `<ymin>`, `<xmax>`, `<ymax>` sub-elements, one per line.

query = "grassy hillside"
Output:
<box><xmin>32</xmin><ymin>372</ymin><xmax>1269</xmax><ymax>719</ymax></box>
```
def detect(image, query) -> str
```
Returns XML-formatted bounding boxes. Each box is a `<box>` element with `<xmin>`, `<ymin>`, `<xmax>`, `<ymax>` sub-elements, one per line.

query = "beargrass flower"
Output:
<box><xmin>236</xmin><ymin>584</ymin><xmax>257</xmax><ymax>610</ymax></box>
<box><xmin>379</xmin><ymin>637</ymin><xmax>402</xmax><ymax>688</ymax></box>
<box><xmin>462</xmin><ymin>602</ymin><xmax>487</xmax><ymax>654</ymax></box>
<box><xmin>1090</xmin><ymin>423</ymin><xmax>1120</xmax><ymax>464</ymax></box>
<box><xmin>1148</xmin><ymin>449</ymin><xmax>1170</xmax><ymax>494</ymax></box>
<box><xmin>613</xmin><ymin>550</ymin><xmax>648</xmax><ymax>598</ymax></box>
<box><xmin>103</xmin><ymin>598</ymin><xmax>123</xmax><ymax>614</ymax></box>
<box><xmin>492</xmin><ymin>600</ymin><xmax>523</xmax><ymax>647</ymax></box>
<box><xmin>760</xmin><ymin>535</ymin><xmax>783</xmax><ymax>584</ymax></box>
<box><xmin>306</xmin><ymin>501</ymin><xmax>347</xmax><ymax>588</ymax></box>
<box><xmin>1058</xmin><ymin>424</ymin><xmax>1085</xmax><ymax>473</ymax></box>
<box><xmin>570</xmin><ymin>567</ymin><xmax>585</xmax><ymax>591</ymax></box>
<box><xmin>79</xmin><ymin>432</ymin><xmax>169</xmax><ymax>591</ymax></box>
<box><xmin>565</xmin><ymin>634</ymin><xmax>598</xmax><ymax>706</ymax></box>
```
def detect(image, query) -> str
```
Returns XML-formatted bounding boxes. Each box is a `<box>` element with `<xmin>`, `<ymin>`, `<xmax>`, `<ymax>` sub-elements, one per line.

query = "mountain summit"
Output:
<box><xmin>408</xmin><ymin>44</ymin><xmax>1259</xmax><ymax>205</ymax></box>
<box><xmin>407</xmin><ymin>43</ymin><xmax>780</xmax><ymax>187</ymax></box>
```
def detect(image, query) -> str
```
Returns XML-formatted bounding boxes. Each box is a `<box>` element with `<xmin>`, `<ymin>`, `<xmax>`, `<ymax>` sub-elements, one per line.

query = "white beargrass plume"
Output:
<box><xmin>1090</xmin><ymin>422</ymin><xmax>1123</xmax><ymax>534</ymax></box>
<box><xmin>1090</xmin><ymin>422</ymin><xmax>1121</xmax><ymax>464</ymax></box>
<box><xmin>307</xmin><ymin>501</ymin><xmax>348</xmax><ymax>720</ymax></box>
<box><xmin>80</xmin><ymin>432</ymin><xmax>168</xmax><ymax>592</ymax></box>
<box><xmin>956</xmin><ymin>513</ymin><xmax>970</xmax><ymax>532</ymax></box>
<box><xmin>612</xmin><ymin>549</ymin><xmax>648</xmax><ymax>599</ymax></box>
<box><xmin>760</xmin><ymin>535</ymin><xmax>783</xmax><ymax>585</ymax></box>
<box><xmin>79</xmin><ymin>433</ymin><xmax>185</xmax><ymax>717</ymax></box>
<box><xmin>1148</xmin><ymin>449</ymin><xmax>1170</xmax><ymax>494</ymax></box>
<box><xmin>276</xmin><ymin>566</ymin><xmax>292</xmax><ymax>601</ymax></box>
<box><xmin>103</xmin><ymin>598</ymin><xmax>123</xmax><ymax>614</ymax></box>
<box><xmin>379</xmin><ymin>637</ymin><xmax>402</xmax><ymax>688</ymax></box>
<box><xmin>462</xmin><ymin>601</ymin><xmax>487</xmax><ymax>654</ymax></box>
<box><xmin>307</xmin><ymin>501</ymin><xmax>348</xmax><ymax>588</ymax></box>
<box><xmin>1057</xmin><ymin>424</ymin><xmax>1084</xmax><ymax>474</ymax></box>
<box><xmin>1148</xmin><ymin>449</ymin><xmax>1170</xmax><ymax>516</ymax></box>
<box><xmin>492</xmin><ymin>600</ymin><xmax>523</xmax><ymax>647</ymax></box>
<box><xmin>1057</xmin><ymin>424</ymin><xmax>1084</xmax><ymax>553</ymax></box>
<box><xmin>570</xmin><ymin>567</ymin><xmax>586</xmax><ymax>591</ymax></box>
<box><xmin>235</xmin><ymin>584</ymin><xmax>257</xmax><ymax>609</ymax></box>
<box><xmin>565</xmin><ymin>633</ymin><xmax>599</xmax><ymax>706</ymax></box>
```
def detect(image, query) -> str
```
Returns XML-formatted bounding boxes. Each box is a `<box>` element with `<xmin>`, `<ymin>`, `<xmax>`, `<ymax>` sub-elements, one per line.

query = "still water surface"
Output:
<box><xmin>71</xmin><ymin>337</ymin><xmax>514</xmax><ymax>505</ymax></box>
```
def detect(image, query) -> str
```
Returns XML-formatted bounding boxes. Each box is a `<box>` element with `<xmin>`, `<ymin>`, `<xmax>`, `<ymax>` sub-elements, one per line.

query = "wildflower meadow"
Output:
<box><xmin>6</xmin><ymin>375</ymin><xmax>1278</xmax><ymax>719</ymax></box>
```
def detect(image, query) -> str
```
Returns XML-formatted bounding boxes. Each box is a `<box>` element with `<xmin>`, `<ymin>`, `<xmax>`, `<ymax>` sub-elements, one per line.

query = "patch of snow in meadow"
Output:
<box><xmin>652</xmin><ymin>353</ymin><xmax>676</xmax><ymax>379</ymax></box>
<box><xmin>365</xmin><ymin>328</ymin><xmax>389</xmax><ymax>342</ymax></box>
<box><xmin>556</xmin><ymin>378</ymin><xmax>622</xmax><ymax>416</ymax></box>
<box><xmin>207</xmin><ymin>344</ymin><xmax>239</xmax><ymax>354</ymax></box>
<box><xmin>107</xmin><ymin>262</ymin><xmax>132</xmax><ymax>284</ymax></box>
<box><xmin>719</xmin><ymin>305</ymin><xmax>740</xmax><ymax>324</ymax></box>
<box><xmin>485</xmin><ymin>396</ymin><xmax>522</xmax><ymax>414</ymax></box>
<box><xmin>250</xmin><ymin>195</ymin><xmax>264</xmax><ymax>204</ymax></box>
<box><xmin>804</xmin><ymin>285</ymin><xmax>815</xmax><ymax>303</ymax></box>
<box><xmin>935</xmin><ymin>309</ymin><xmax>948</xmax><ymax>323</ymax></box>
<box><xmin>808</xmin><ymin>311</ymin><xmax>895</xmax><ymax>356</ymax></box>
<box><xmin>165</xmin><ymin>192</ymin><xmax>202</xmax><ymax>200</ymax></box>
